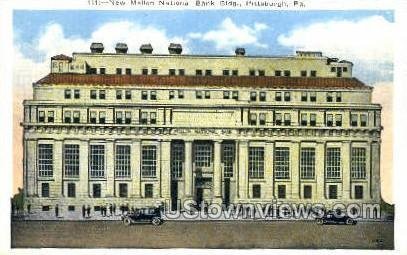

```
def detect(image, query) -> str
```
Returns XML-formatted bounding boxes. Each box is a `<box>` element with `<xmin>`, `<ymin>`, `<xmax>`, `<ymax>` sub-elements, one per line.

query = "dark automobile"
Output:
<box><xmin>316</xmin><ymin>211</ymin><xmax>357</xmax><ymax>225</ymax></box>
<box><xmin>121</xmin><ymin>207</ymin><xmax>163</xmax><ymax>226</ymax></box>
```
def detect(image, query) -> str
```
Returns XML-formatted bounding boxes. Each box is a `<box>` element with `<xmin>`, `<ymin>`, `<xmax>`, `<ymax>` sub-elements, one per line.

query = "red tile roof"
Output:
<box><xmin>51</xmin><ymin>54</ymin><xmax>73</xmax><ymax>61</ymax></box>
<box><xmin>35</xmin><ymin>73</ymin><xmax>371</xmax><ymax>90</ymax></box>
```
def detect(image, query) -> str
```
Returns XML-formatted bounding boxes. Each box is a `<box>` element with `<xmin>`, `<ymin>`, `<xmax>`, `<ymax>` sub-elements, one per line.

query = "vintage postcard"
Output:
<box><xmin>0</xmin><ymin>0</ymin><xmax>404</xmax><ymax>253</ymax></box>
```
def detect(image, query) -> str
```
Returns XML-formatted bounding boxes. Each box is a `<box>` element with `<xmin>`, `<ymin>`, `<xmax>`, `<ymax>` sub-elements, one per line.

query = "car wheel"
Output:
<box><xmin>316</xmin><ymin>218</ymin><xmax>324</xmax><ymax>225</ymax></box>
<box><xmin>151</xmin><ymin>217</ymin><xmax>162</xmax><ymax>226</ymax></box>
<box><xmin>123</xmin><ymin>218</ymin><xmax>132</xmax><ymax>226</ymax></box>
<box><xmin>346</xmin><ymin>218</ymin><xmax>354</xmax><ymax>225</ymax></box>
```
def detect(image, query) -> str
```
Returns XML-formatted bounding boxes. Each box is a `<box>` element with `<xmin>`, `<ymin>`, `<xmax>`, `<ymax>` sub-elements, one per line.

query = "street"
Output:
<box><xmin>11</xmin><ymin>220</ymin><xmax>393</xmax><ymax>249</ymax></box>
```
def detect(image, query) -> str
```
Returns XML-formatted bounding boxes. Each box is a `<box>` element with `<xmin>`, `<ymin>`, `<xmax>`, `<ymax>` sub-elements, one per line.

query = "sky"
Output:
<box><xmin>12</xmin><ymin>10</ymin><xmax>394</xmax><ymax>202</ymax></box>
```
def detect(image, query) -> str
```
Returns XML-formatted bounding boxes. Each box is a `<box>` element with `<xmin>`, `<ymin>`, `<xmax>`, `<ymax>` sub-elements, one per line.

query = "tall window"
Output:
<box><xmin>248</xmin><ymin>147</ymin><xmax>264</xmax><ymax>179</ymax></box>
<box><xmin>67</xmin><ymin>183</ymin><xmax>76</xmax><ymax>198</ymax></box>
<box><xmin>93</xmin><ymin>183</ymin><xmax>101</xmax><ymax>198</ymax></box>
<box><xmin>171</xmin><ymin>143</ymin><xmax>184</xmax><ymax>178</ymax></box>
<box><xmin>90</xmin><ymin>145</ymin><xmax>105</xmax><ymax>178</ymax></box>
<box><xmin>38</xmin><ymin>144</ymin><xmax>53</xmax><ymax>177</ymax></box>
<box><xmin>351</xmin><ymin>148</ymin><xmax>366</xmax><ymax>179</ymax></box>
<box><xmin>303</xmin><ymin>185</ymin><xmax>312</xmax><ymax>199</ymax></box>
<box><xmin>64</xmin><ymin>144</ymin><xmax>79</xmax><ymax>177</ymax></box>
<box><xmin>278</xmin><ymin>185</ymin><xmax>286</xmax><ymax>198</ymax></box>
<box><xmin>141</xmin><ymin>145</ymin><xmax>157</xmax><ymax>177</ymax></box>
<box><xmin>115</xmin><ymin>145</ymin><xmax>131</xmax><ymax>178</ymax></box>
<box><xmin>300</xmin><ymin>148</ymin><xmax>315</xmax><ymax>179</ymax></box>
<box><xmin>222</xmin><ymin>143</ymin><xmax>234</xmax><ymax>178</ymax></box>
<box><xmin>194</xmin><ymin>143</ymin><xmax>212</xmax><ymax>167</ymax></box>
<box><xmin>274</xmin><ymin>147</ymin><xmax>290</xmax><ymax>179</ymax></box>
<box><xmin>326</xmin><ymin>148</ymin><xmax>341</xmax><ymax>179</ymax></box>
<box><xmin>145</xmin><ymin>184</ymin><xmax>153</xmax><ymax>198</ymax></box>
<box><xmin>252</xmin><ymin>184</ymin><xmax>261</xmax><ymax>198</ymax></box>
<box><xmin>119</xmin><ymin>183</ymin><xmax>128</xmax><ymax>197</ymax></box>
<box><xmin>41</xmin><ymin>183</ymin><xmax>49</xmax><ymax>197</ymax></box>
<box><xmin>354</xmin><ymin>185</ymin><xmax>363</xmax><ymax>199</ymax></box>
<box><xmin>328</xmin><ymin>185</ymin><xmax>338</xmax><ymax>199</ymax></box>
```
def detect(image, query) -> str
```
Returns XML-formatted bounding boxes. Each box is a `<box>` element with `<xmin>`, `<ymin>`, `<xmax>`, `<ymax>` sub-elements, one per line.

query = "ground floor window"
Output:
<box><xmin>93</xmin><ymin>183</ymin><xmax>101</xmax><ymax>198</ymax></box>
<box><xmin>354</xmin><ymin>185</ymin><xmax>364</xmax><ymax>199</ymax></box>
<box><xmin>68</xmin><ymin>205</ymin><xmax>75</xmax><ymax>211</ymax></box>
<box><xmin>119</xmin><ymin>183</ymin><xmax>128</xmax><ymax>197</ymax></box>
<box><xmin>303</xmin><ymin>185</ymin><xmax>312</xmax><ymax>199</ymax></box>
<box><xmin>42</xmin><ymin>206</ymin><xmax>50</xmax><ymax>211</ymax></box>
<box><xmin>252</xmin><ymin>184</ymin><xmax>261</xmax><ymax>198</ymax></box>
<box><xmin>141</xmin><ymin>145</ymin><xmax>157</xmax><ymax>177</ymax></box>
<box><xmin>248</xmin><ymin>147</ymin><xmax>264</xmax><ymax>179</ymax></box>
<box><xmin>41</xmin><ymin>183</ymin><xmax>49</xmax><ymax>197</ymax></box>
<box><xmin>145</xmin><ymin>184</ymin><xmax>153</xmax><ymax>198</ymax></box>
<box><xmin>67</xmin><ymin>183</ymin><xmax>76</xmax><ymax>198</ymax></box>
<box><xmin>328</xmin><ymin>185</ymin><xmax>338</xmax><ymax>199</ymax></box>
<box><xmin>278</xmin><ymin>185</ymin><xmax>286</xmax><ymax>199</ymax></box>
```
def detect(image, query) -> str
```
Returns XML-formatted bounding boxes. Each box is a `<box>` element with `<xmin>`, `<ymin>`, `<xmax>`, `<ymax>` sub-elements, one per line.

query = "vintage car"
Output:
<box><xmin>121</xmin><ymin>207</ymin><xmax>163</xmax><ymax>226</ymax></box>
<box><xmin>315</xmin><ymin>211</ymin><xmax>357</xmax><ymax>225</ymax></box>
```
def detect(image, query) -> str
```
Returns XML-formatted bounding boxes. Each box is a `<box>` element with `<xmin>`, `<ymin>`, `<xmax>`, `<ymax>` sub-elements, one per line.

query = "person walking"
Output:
<box><xmin>113</xmin><ymin>204</ymin><xmax>116</xmax><ymax>215</ymax></box>
<box><xmin>82</xmin><ymin>205</ymin><xmax>86</xmax><ymax>218</ymax></box>
<box><xmin>86</xmin><ymin>205</ymin><xmax>90</xmax><ymax>218</ymax></box>
<box><xmin>109</xmin><ymin>204</ymin><xmax>113</xmax><ymax>216</ymax></box>
<box><xmin>55</xmin><ymin>204</ymin><xmax>59</xmax><ymax>218</ymax></box>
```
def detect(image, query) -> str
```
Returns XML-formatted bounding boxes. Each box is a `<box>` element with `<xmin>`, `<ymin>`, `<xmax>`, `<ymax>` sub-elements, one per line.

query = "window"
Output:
<box><xmin>116</xmin><ymin>145</ymin><xmax>131</xmax><ymax>178</ymax></box>
<box><xmin>73</xmin><ymin>111</ymin><xmax>80</xmax><ymax>123</ymax></box>
<box><xmin>351</xmin><ymin>148</ymin><xmax>366</xmax><ymax>179</ymax></box>
<box><xmin>151</xmin><ymin>68</ymin><xmax>158</xmax><ymax>75</ymax></box>
<box><xmin>100</xmin><ymin>68</ymin><xmax>106</xmax><ymax>75</ymax></box>
<box><xmin>116</xmin><ymin>112</ymin><xmax>123</xmax><ymax>124</ymax></box>
<box><xmin>301</xmin><ymin>113</ymin><xmax>307</xmax><ymax>126</ymax></box>
<box><xmin>259</xmin><ymin>91</ymin><xmax>266</xmax><ymax>101</ymax></box>
<box><xmin>249</xmin><ymin>147</ymin><xmax>264</xmax><ymax>179</ymax></box>
<box><xmin>284</xmin><ymin>113</ymin><xmax>291</xmax><ymax>126</ymax></box>
<box><xmin>116</xmin><ymin>68</ymin><xmax>122</xmax><ymax>75</ymax></box>
<box><xmin>342</xmin><ymin>67</ymin><xmax>347</xmax><ymax>72</ymax></box>
<box><xmin>141</xmin><ymin>145</ymin><xmax>157</xmax><ymax>177</ymax></box>
<box><xmin>125</xmin><ymin>90</ymin><xmax>132</xmax><ymax>100</ymax></box>
<box><xmin>178</xmin><ymin>69</ymin><xmax>185</xmax><ymax>76</ymax></box>
<box><xmin>74</xmin><ymin>89</ymin><xmax>80</xmax><ymax>99</ymax></box>
<box><xmin>68</xmin><ymin>205</ymin><xmax>75</xmax><ymax>211</ymax></box>
<box><xmin>223</xmin><ymin>91</ymin><xmax>230</xmax><ymax>99</ymax></box>
<box><xmin>232</xmin><ymin>91</ymin><xmax>239</xmax><ymax>100</ymax></box>
<box><xmin>259</xmin><ymin>113</ymin><xmax>266</xmax><ymax>125</ymax></box>
<box><xmin>328</xmin><ymin>185</ymin><xmax>338</xmax><ymax>199</ymax></box>
<box><xmin>150</xmin><ymin>91</ymin><xmax>157</xmax><ymax>100</ymax></box>
<box><xmin>116</xmin><ymin>90</ymin><xmax>122</xmax><ymax>100</ymax></box>
<box><xmin>125</xmin><ymin>112</ymin><xmax>131</xmax><ymax>124</ymax></box>
<box><xmin>300</xmin><ymin>70</ymin><xmax>307</xmax><ymax>77</ymax></box>
<box><xmin>99</xmin><ymin>111</ymin><xmax>106</xmax><ymax>124</ymax></box>
<box><xmin>42</xmin><ymin>206</ymin><xmax>50</xmax><ymax>211</ymax></box>
<box><xmin>196</xmin><ymin>69</ymin><xmax>203</xmax><ymax>76</ymax></box>
<box><xmin>169</xmin><ymin>90</ymin><xmax>175</xmax><ymax>99</ymax></box>
<box><xmin>67</xmin><ymin>183</ymin><xmax>76</xmax><ymax>198</ymax></box>
<box><xmin>194</xmin><ymin>143</ymin><xmax>212</xmax><ymax>167</ymax></box>
<box><xmin>99</xmin><ymin>90</ymin><xmax>106</xmax><ymax>100</ymax></box>
<box><xmin>303</xmin><ymin>185</ymin><xmax>312</xmax><ymax>199</ymax></box>
<box><xmin>145</xmin><ymin>184</ymin><xmax>153</xmax><ymax>198</ymax></box>
<box><xmin>48</xmin><ymin>111</ymin><xmax>54</xmax><ymax>123</ymax></box>
<box><xmin>258</xmin><ymin>70</ymin><xmax>265</xmax><ymax>76</ymax></box>
<box><xmin>326</xmin><ymin>92</ymin><xmax>333</xmax><ymax>102</ymax></box>
<box><xmin>284</xmin><ymin>92</ymin><xmax>291</xmax><ymax>101</ymax></box>
<box><xmin>64</xmin><ymin>144</ymin><xmax>79</xmax><ymax>177</ymax></box>
<box><xmin>275</xmin><ymin>113</ymin><xmax>282</xmax><ymax>125</ymax></box>
<box><xmin>274</xmin><ymin>147</ymin><xmax>290</xmax><ymax>179</ymax></box>
<box><xmin>90</xmin><ymin>90</ymin><xmax>97</xmax><ymax>99</ymax></box>
<box><xmin>335</xmin><ymin>114</ymin><xmax>342</xmax><ymax>126</ymax></box>
<box><xmin>93</xmin><ymin>184</ymin><xmax>101</xmax><ymax>198</ymax></box>
<box><xmin>169</xmin><ymin>69</ymin><xmax>176</xmax><ymax>76</ymax></box>
<box><xmin>354</xmin><ymin>185</ymin><xmax>363</xmax><ymax>199</ymax></box>
<box><xmin>252</xmin><ymin>184</ymin><xmax>261</xmax><ymax>198</ymax></box>
<box><xmin>140</xmin><ymin>112</ymin><xmax>148</xmax><ymax>124</ymax></box>
<box><xmin>223</xmin><ymin>69</ymin><xmax>230</xmax><ymax>76</ymax></box>
<box><xmin>38</xmin><ymin>111</ymin><xmax>45</xmax><ymax>123</ymax></box>
<box><xmin>142</xmin><ymin>68</ymin><xmax>148</xmax><ymax>75</ymax></box>
<box><xmin>278</xmin><ymin>185</ymin><xmax>286</xmax><ymax>199</ymax></box>
<box><xmin>275</xmin><ymin>92</ymin><xmax>282</xmax><ymax>101</ymax></box>
<box><xmin>90</xmin><ymin>145</ymin><xmax>105</xmax><ymax>178</ymax></box>
<box><xmin>250</xmin><ymin>91</ymin><xmax>257</xmax><ymax>101</ymax></box>
<box><xmin>64</xmin><ymin>89</ymin><xmax>71</xmax><ymax>99</ymax></box>
<box><xmin>196</xmin><ymin>91</ymin><xmax>203</xmax><ymax>99</ymax></box>
<box><xmin>249</xmin><ymin>70</ymin><xmax>256</xmax><ymax>76</ymax></box>
<box><xmin>301</xmin><ymin>92</ymin><xmax>308</xmax><ymax>101</ymax></box>
<box><xmin>205</xmin><ymin>70</ymin><xmax>212</xmax><ymax>76</ymax></box>
<box><xmin>64</xmin><ymin>111</ymin><xmax>71</xmax><ymax>123</ymax></box>
<box><xmin>222</xmin><ymin>143</ymin><xmax>234</xmax><ymax>178</ymax></box>
<box><xmin>90</xmin><ymin>111</ymin><xmax>97</xmax><ymax>124</ymax></box>
<box><xmin>119</xmin><ymin>183</ymin><xmax>128</xmax><ymax>197</ymax></box>
<box><xmin>150</xmin><ymin>112</ymin><xmax>157</xmax><ymax>124</ymax></box>
<box><xmin>331</xmin><ymin>67</ymin><xmax>336</xmax><ymax>72</ymax></box>
<box><xmin>310</xmin><ymin>113</ymin><xmax>317</xmax><ymax>126</ymax></box>
<box><xmin>178</xmin><ymin>90</ymin><xmax>184</xmax><ymax>99</ymax></box>
<box><xmin>38</xmin><ymin>144</ymin><xmax>53</xmax><ymax>177</ymax></box>
<box><xmin>351</xmin><ymin>114</ymin><xmax>358</xmax><ymax>127</ymax></box>
<box><xmin>310</xmin><ymin>70</ymin><xmax>317</xmax><ymax>77</ymax></box>
<box><xmin>232</xmin><ymin>70</ymin><xmax>238</xmax><ymax>76</ymax></box>
<box><xmin>310</xmin><ymin>92</ymin><xmax>317</xmax><ymax>102</ymax></box>
<box><xmin>205</xmin><ymin>91</ymin><xmax>211</xmax><ymax>99</ymax></box>
<box><xmin>249</xmin><ymin>113</ymin><xmax>257</xmax><ymax>125</ymax></box>
<box><xmin>326</xmin><ymin>148</ymin><xmax>341</xmax><ymax>179</ymax></box>
<box><xmin>171</xmin><ymin>143</ymin><xmax>184</xmax><ymax>178</ymax></box>
<box><xmin>300</xmin><ymin>148</ymin><xmax>315</xmax><ymax>179</ymax></box>
<box><xmin>284</xmin><ymin>70</ymin><xmax>291</xmax><ymax>77</ymax></box>
<box><xmin>327</xmin><ymin>114</ymin><xmax>333</xmax><ymax>127</ymax></box>
<box><xmin>275</xmin><ymin>70</ymin><xmax>282</xmax><ymax>76</ymax></box>
<box><xmin>141</xmin><ymin>91</ymin><xmax>148</xmax><ymax>100</ymax></box>
<box><xmin>360</xmin><ymin>114</ymin><xmax>367</xmax><ymax>127</ymax></box>
<box><xmin>41</xmin><ymin>183</ymin><xmax>49</xmax><ymax>197</ymax></box>
<box><xmin>336</xmin><ymin>92</ymin><xmax>342</xmax><ymax>102</ymax></box>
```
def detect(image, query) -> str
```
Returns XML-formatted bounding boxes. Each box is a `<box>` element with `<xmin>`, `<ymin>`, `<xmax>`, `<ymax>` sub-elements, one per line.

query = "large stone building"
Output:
<box><xmin>22</xmin><ymin>42</ymin><xmax>382</xmax><ymax>216</ymax></box>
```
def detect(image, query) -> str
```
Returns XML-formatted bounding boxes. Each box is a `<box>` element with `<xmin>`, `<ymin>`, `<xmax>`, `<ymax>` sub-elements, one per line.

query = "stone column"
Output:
<box><xmin>131</xmin><ymin>139</ymin><xmax>141</xmax><ymax>198</ymax></box>
<box><xmin>106</xmin><ymin>140</ymin><xmax>115</xmax><ymax>197</ymax></box>
<box><xmin>238</xmin><ymin>141</ymin><xmax>248</xmax><ymax>199</ymax></box>
<box><xmin>342</xmin><ymin>141</ymin><xmax>351</xmax><ymax>200</ymax></box>
<box><xmin>365</xmin><ymin>142</ymin><xmax>372</xmax><ymax>199</ymax></box>
<box><xmin>291</xmin><ymin>141</ymin><xmax>300</xmax><ymax>199</ymax></box>
<box><xmin>315</xmin><ymin>141</ymin><xmax>325</xmax><ymax>200</ymax></box>
<box><xmin>160</xmin><ymin>140</ymin><xmax>171</xmax><ymax>199</ymax></box>
<box><xmin>184</xmin><ymin>140</ymin><xmax>193</xmax><ymax>198</ymax></box>
<box><xmin>213</xmin><ymin>140</ymin><xmax>222</xmax><ymax>203</ymax></box>
<box><xmin>25</xmin><ymin>139</ymin><xmax>37</xmax><ymax>197</ymax></box>
<box><xmin>370</xmin><ymin>141</ymin><xmax>381</xmax><ymax>201</ymax></box>
<box><xmin>264</xmin><ymin>141</ymin><xmax>274</xmax><ymax>199</ymax></box>
<box><xmin>79</xmin><ymin>140</ymin><xmax>89</xmax><ymax>197</ymax></box>
<box><xmin>54</xmin><ymin>140</ymin><xmax>63</xmax><ymax>197</ymax></box>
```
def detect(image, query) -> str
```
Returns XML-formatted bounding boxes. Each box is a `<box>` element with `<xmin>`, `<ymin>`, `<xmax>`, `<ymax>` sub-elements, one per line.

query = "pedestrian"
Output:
<box><xmin>86</xmin><ymin>205</ymin><xmax>90</xmax><ymax>217</ymax></box>
<box><xmin>82</xmin><ymin>205</ymin><xmax>86</xmax><ymax>218</ymax></box>
<box><xmin>109</xmin><ymin>204</ymin><xmax>113</xmax><ymax>216</ymax></box>
<box><xmin>27</xmin><ymin>204</ymin><xmax>31</xmax><ymax>214</ymax></box>
<box><xmin>120</xmin><ymin>205</ymin><xmax>124</xmax><ymax>215</ymax></box>
<box><xmin>55</xmin><ymin>204</ymin><xmax>59</xmax><ymax>217</ymax></box>
<box><xmin>11</xmin><ymin>202</ymin><xmax>15</xmax><ymax>216</ymax></box>
<box><xmin>113</xmin><ymin>204</ymin><xmax>116</xmax><ymax>215</ymax></box>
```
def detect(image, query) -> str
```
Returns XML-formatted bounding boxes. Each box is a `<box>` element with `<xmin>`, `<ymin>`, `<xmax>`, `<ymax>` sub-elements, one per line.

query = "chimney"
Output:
<box><xmin>235</xmin><ymin>47</ymin><xmax>245</xmax><ymax>56</ymax></box>
<box><xmin>90</xmin><ymin>42</ymin><xmax>104</xmax><ymax>53</ymax></box>
<box><xmin>115</xmin><ymin>43</ymin><xmax>128</xmax><ymax>54</ymax></box>
<box><xmin>168</xmin><ymin>43</ymin><xmax>182</xmax><ymax>54</ymax></box>
<box><xmin>140</xmin><ymin>43</ymin><xmax>153</xmax><ymax>54</ymax></box>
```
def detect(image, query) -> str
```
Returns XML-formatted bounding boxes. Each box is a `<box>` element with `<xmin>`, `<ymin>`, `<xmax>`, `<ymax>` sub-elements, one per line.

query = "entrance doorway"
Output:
<box><xmin>196</xmin><ymin>187</ymin><xmax>204</xmax><ymax>209</ymax></box>
<box><xmin>170</xmin><ymin>181</ymin><xmax>178</xmax><ymax>211</ymax></box>
<box><xmin>224</xmin><ymin>178</ymin><xmax>230</xmax><ymax>207</ymax></box>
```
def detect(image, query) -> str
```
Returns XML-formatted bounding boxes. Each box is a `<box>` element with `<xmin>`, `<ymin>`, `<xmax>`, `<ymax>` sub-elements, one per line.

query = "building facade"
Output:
<box><xmin>22</xmin><ymin>43</ymin><xmax>382</xmax><ymax>215</ymax></box>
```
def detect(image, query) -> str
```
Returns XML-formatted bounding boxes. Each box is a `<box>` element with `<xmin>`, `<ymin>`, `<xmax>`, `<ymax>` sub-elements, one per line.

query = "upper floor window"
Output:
<box><xmin>99</xmin><ymin>111</ymin><xmax>106</xmax><ymax>124</ymax></box>
<box><xmin>141</xmin><ymin>145</ymin><xmax>157</xmax><ymax>177</ymax></box>
<box><xmin>301</xmin><ymin>92</ymin><xmax>308</xmax><ymax>102</ymax></box>
<box><xmin>171</xmin><ymin>143</ymin><xmax>184</xmax><ymax>179</ymax></box>
<box><xmin>178</xmin><ymin>90</ymin><xmax>184</xmax><ymax>99</ymax></box>
<box><xmin>90</xmin><ymin>111</ymin><xmax>97</xmax><ymax>124</ymax></box>
<box><xmin>125</xmin><ymin>68</ymin><xmax>131</xmax><ymax>75</ymax></box>
<box><xmin>100</xmin><ymin>68</ymin><xmax>106</xmax><ymax>75</ymax></box>
<box><xmin>249</xmin><ymin>147</ymin><xmax>264</xmax><ymax>179</ymax></box>
<box><xmin>64</xmin><ymin>89</ymin><xmax>71</xmax><ymax>99</ymax></box>
<box><xmin>115</xmin><ymin>145</ymin><xmax>131</xmax><ymax>178</ymax></box>
<box><xmin>38</xmin><ymin>111</ymin><xmax>45</xmax><ymax>123</ymax></box>
<box><xmin>274</xmin><ymin>147</ymin><xmax>290</xmax><ymax>179</ymax></box>
<box><xmin>259</xmin><ymin>91</ymin><xmax>266</xmax><ymax>102</ymax></box>
<box><xmin>48</xmin><ymin>111</ymin><xmax>54</xmax><ymax>123</ymax></box>
<box><xmin>258</xmin><ymin>70</ymin><xmax>265</xmax><ymax>76</ymax></box>
<box><xmin>205</xmin><ymin>91</ymin><xmax>211</xmax><ymax>99</ymax></box>
<box><xmin>310</xmin><ymin>92</ymin><xmax>317</xmax><ymax>102</ymax></box>
<box><xmin>151</xmin><ymin>68</ymin><xmax>158</xmax><ymax>75</ymax></box>
<box><xmin>73</xmin><ymin>111</ymin><xmax>80</xmax><ymax>123</ymax></box>
<box><xmin>310</xmin><ymin>113</ymin><xmax>316</xmax><ymax>126</ymax></box>
<box><xmin>275</xmin><ymin>70</ymin><xmax>282</xmax><ymax>76</ymax></box>
<box><xmin>169</xmin><ymin>69</ymin><xmax>176</xmax><ymax>76</ymax></box>
<box><xmin>116</xmin><ymin>90</ymin><xmax>122</xmax><ymax>100</ymax></box>
<box><xmin>194</xmin><ymin>143</ymin><xmax>212</xmax><ymax>167</ymax></box>
<box><xmin>336</xmin><ymin>114</ymin><xmax>342</xmax><ymax>126</ymax></box>
<box><xmin>310</xmin><ymin>70</ymin><xmax>317</xmax><ymax>77</ymax></box>
<box><xmin>38</xmin><ymin>144</ymin><xmax>53</xmax><ymax>177</ymax></box>
<box><xmin>90</xmin><ymin>90</ymin><xmax>97</xmax><ymax>99</ymax></box>
<box><xmin>150</xmin><ymin>91</ymin><xmax>157</xmax><ymax>100</ymax></box>
<box><xmin>64</xmin><ymin>111</ymin><xmax>71</xmax><ymax>123</ymax></box>
<box><xmin>223</xmin><ymin>69</ymin><xmax>230</xmax><ymax>76</ymax></box>
<box><xmin>89</xmin><ymin>68</ymin><xmax>97</xmax><ymax>74</ymax></box>
<box><xmin>90</xmin><ymin>145</ymin><xmax>105</xmax><ymax>178</ymax></box>
<box><xmin>351</xmin><ymin>114</ymin><xmax>358</xmax><ymax>127</ymax></box>
<box><xmin>284</xmin><ymin>92</ymin><xmax>291</xmax><ymax>101</ymax></box>
<box><xmin>99</xmin><ymin>90</ymin><xmax>106</xmax><ymax>100</ymax></box>
<box><xmin>284</xmin><ymin>70</ymin><xmax>291</xmax><ymax>77</ymax></box>
<box><xmin>300</xmin><ymin>148</ymin><xmax>315</xmax><ymax>179</ymax></box>
<box><xmin>141</xmin><ymin>91</ymin><xmax>148</xmax><ymax>100</ymax></box>
<box><xmin>74</xmin><ymin>89</ymin><xmax>80</xmax><ymax>99</ymax></box>
<box><xmin>116</xmin><ymin>112</ymin><xmax>123</xmax><ymax>124</ymax></box>
<box><xmin>301</xmin><ymin>70</ymin><xmax>307</xmax><ymax>77</ymax></box>
<box><xmin>150</xmin><ymin>112</ymin><xmax>157</xmax><ymax>124</ymax></box>
<box><xmin>331</xmin><ymin>67</ymin><xmax>336</xmax><ymax>72</ymax></box>
<box><xmin>169</xmin><ymin>90</ymin><xmax>175</xmax><ymax>100</ymax></box>
<box><xmin>178</xmin><ymin>69</ymin><xmax>185</xmax><ymax>76</ymax></box>
<box><xmin>249</xmin><ymin>70</ymin><xmax>256</xmax><ymax>76</ymax></box>
<box><xmin>249</xmin><ymin>113</ymin><xmax>257</xmax><ymax>126</ymax></box>
<box><xmin>250</xmin><ymin>91</ymin><xmax>257</xmax><ymax>101</ymax></box>
<box><xmin>196</xmin><ymin>69</ymin><xmax>203</xmax><ymax>76</ymax></box>
<box><xmin>196</xmin><ymin>91</ymin><xmax>203</xmax><ymax>99</ymax></box>
<box><xmin>275</xmin><ymin>92</ymin><xmax>282</xmax><ymax>101</ymax></box>
<box><xmin>64</xmin><ymin>144</ymin><xmax>79</xmax><ymax>178</ymax></box>
<box><xmin>142</xmin><ymin>68</ymin><xmax>148</xmax><ymax>75</ymax></box>
<box><xmin>232</xmin><ymin>70</ymin><xmax>239</xmax><ymax>76</ymax></box>
<box><xmin>259</xmin><ymin>113</ymin><xmax>266</xmax><ymax>125</ymax></box>
<box><xmin>284</xmin><ymin>113</ymin><xmax>291</xmax><ymax>126</ymax></box>
<box><xmin>326</xmin><ymin>92</ymin><xmax>333</xmax><ymax>102</ymax></box>
<box><xmin>140</xmin><ymin>112</ymin><xmax>148</xmax><ymax>124</ymax></box>
<box><xmin>336</xmin><ymin>92</ymin><xmax>342</xmax><ymax>102</ymax></box>
<box><xmin>326</xmin><ymin>148</ymin><xmax>341</xmax><ymax>179</ymax></box>
<box><xmin>301</xmin><ymin>113</ymin><xmax>307</xmax><ymax>126</ymax></box>
<box><xmin>223</xmin><ymin>91</ymin><xmax>230</xmax><ymax>99</ymax></box>
<box><xmin>232</xmin><ymin>91</ymin><xmax>239</xmax><ymax>100</ymax></box>
<box><xmin>327</xmin><ymin>114</ymin><xmax>333</xmax><ymax>127</ymax></box>
<box><xmin>360</xmin><ymin>114</ymin><xmax>367</xmax><ymax>127</ymax></box>
<box><xmin>116</xmin><ymin>68</ymin><xmax>122</xmax><ymax>75</ymax></box>
<box><xmin>125</xmin><ymin>90</ymin><xmax>132</xmax><ymax>100</ymax></box>
<box><xmin>275</xmin><ymin>113</ymin><xmax>282</xmax><ymax>125</ymax></box>
<box><xmin>125</xmin><ymin>111</ymin><xmax>132</xmax><ymax>124</ymax></box>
